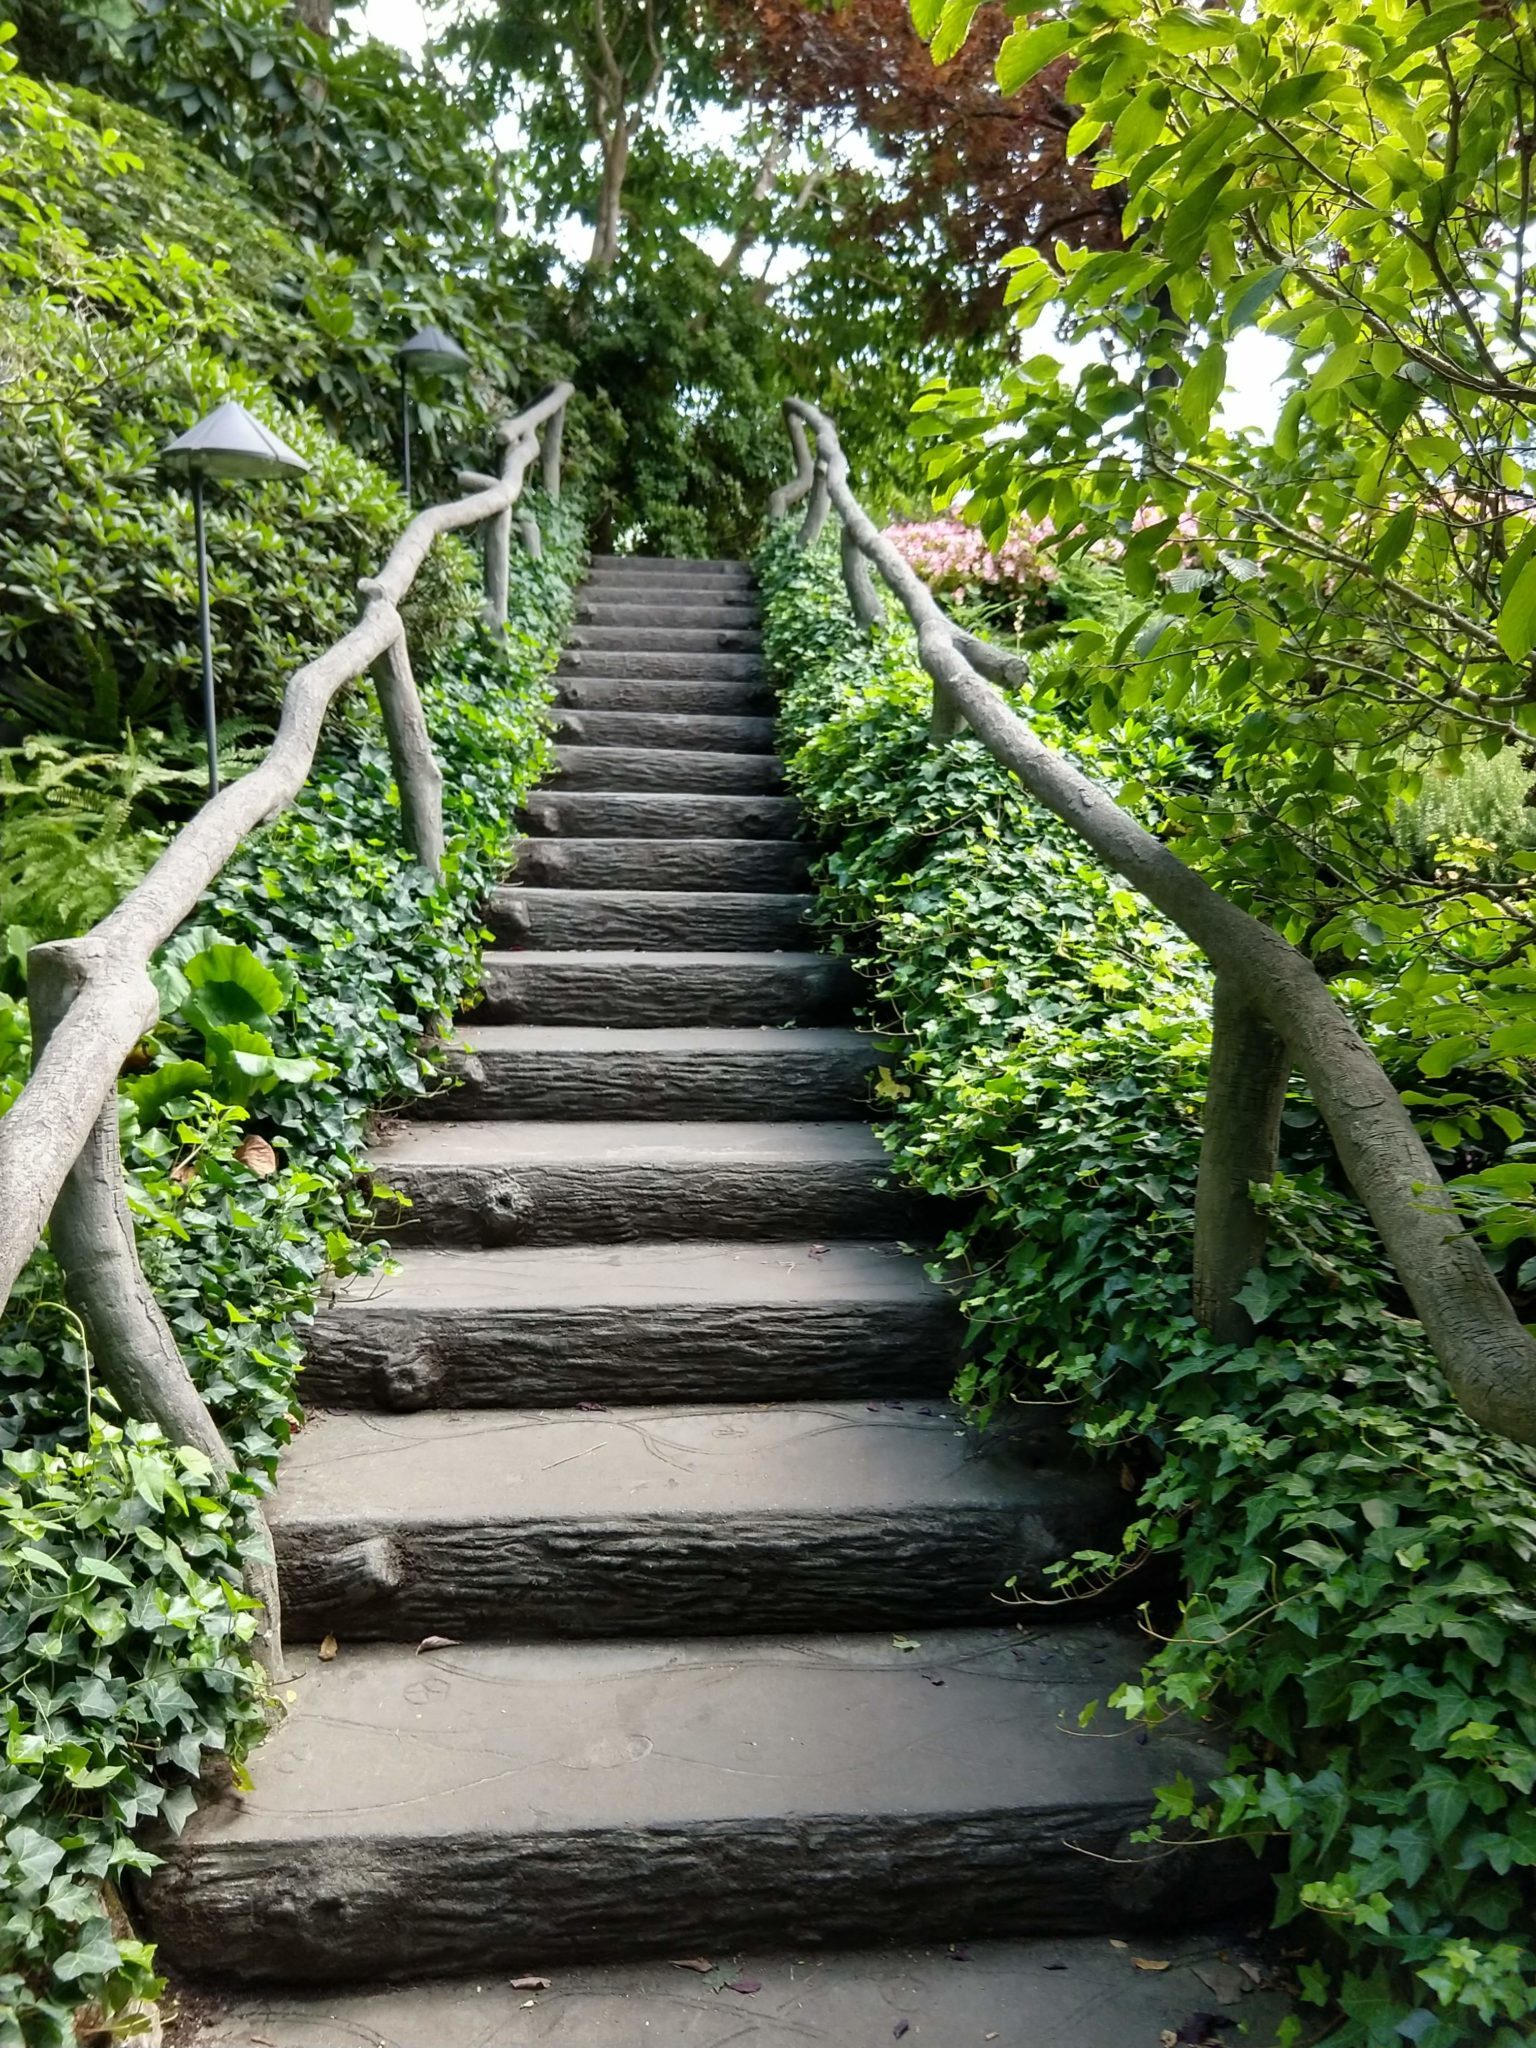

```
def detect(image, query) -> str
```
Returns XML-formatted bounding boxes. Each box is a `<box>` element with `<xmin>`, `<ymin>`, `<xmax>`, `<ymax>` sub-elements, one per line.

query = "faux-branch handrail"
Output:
<box><xmin>0</xmin><ymin>383</ymin><xmax>571</xmax><ymax>1307</ymax></box>
<box><xmin>774</xmin><ymin>395</ymin><xmax>1536</xmax><ymax>1448</ymax></box>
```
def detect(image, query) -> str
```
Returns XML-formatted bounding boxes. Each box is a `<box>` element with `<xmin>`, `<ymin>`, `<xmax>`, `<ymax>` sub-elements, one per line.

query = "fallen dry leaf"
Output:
<box><xmin>1108</xmin><ymin>1938</ymin><xmax>1128</xmax><ymax>1951</ymax></box>
<box><xmin>416</xmin><ymin>1635</ymin><xmax>460</xmax><ymax>1654</ymax></box>
<box><xmin>235</xmin><ymin>1134</ymin><xmax>278</xmax><ymax>1177</ymax></box>
<box><xmin>893</xmin><ymin>2021</ymin><xmax>911</xmax><ymax>2039</ymax></box>
<box><xmin>726</xmin><ymin>1978</ymin><xmax>762</xmax><ymax>1995</ymax></box>
<box><xmin>892</xmin><ymin>1635</ymin><xmax>921</xmax><ymax>1653</ymax></box>
<box><xmin>169</xmin><ymin>1157</ymin><xmax>199</xmax><ymax>1186</ymax></box>
<box><xmin>317</xmin><ymin>1634</ymin><xmax>338</xmax><ymax>1662</ymax></box>
<box><xmin>808</xmin><ymin>1243</ymin><xmax>828</xmax><ymax>1256</ymax></box>
<box><xmin>1133</xmin><ymin>1958</ymin><xmax>1172</xmax><ymax>1972</ymax></box>
<box><xmin>671</xmin><ymin>1959</ymin><xmax>713</xmax><ymax>1974</ymax></box>
<box><xmin>510</xmin><ymin>1976</ymin><xmax>550</xmax><ymax>1989</ymax></box>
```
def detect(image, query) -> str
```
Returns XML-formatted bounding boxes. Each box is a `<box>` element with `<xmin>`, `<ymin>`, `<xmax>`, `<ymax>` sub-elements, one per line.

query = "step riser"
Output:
<box><xmin>424</xmin><ymin>1041</ymin><xmax>875</xmax><ymax>1120</ymax></box>
<box><xmin>569</xmin><ymin>627</ymin><xmax>763</xmax><ymax>654</ymax></box>
<box><xmin>554</xmin><ymin>711</ymin><xmax>777</xmax><ymax>754</ymax></box>
<box><xmin>472</xmin><ymin>955</ymin><xmax>855</xmax><ymax>1027</ymax></box>
<box><xmin>577</xmin><ymin>603</ymin><xmax>761</xmax><ymax>628</ymax></box>
<box><xmin>558</xmin><ymin>677</ymin><xmax>774</xmax><ymax>714</ymax></box>
<box><xmin>273</xmin><ymin>1498</ymin><xmax>1107</xmax><ymax>1640</ymax></box>
<box><xmin>303</xmin><ymin>1301</ymin><xmax>958</xmax><ymax>1409</ymax></box>
<box><xmin>558</xmin><ymin>652</ymin><xmax>763</xmax><ymax>680</ymax></box>
<box><xmin>485</xmin><ymin>888</ymin><xmax>813</xmax><ymax>950</ymax></box>
<box><xmin>552</xmin><ymin>746</ymin><xmax>782</xmax><ymax>795</ymax></box>
<box><xmin>142</xmin><ymin>1799</ymin><xmax>1180</xmax><ymax>1988</ymax></box>
<box><xmin>512</xmin><ymin>841</ymin><xmax>812</xmax><ymax>890</ymax></box>
<box><xmin>376</xmin><ymin>1159</ymin><xmax>921</xmax><ymax>1249</ymax></box>
<box><xmin>523</xmin><ymin>793</ymin><xmax>797</xmax><ymax>841</ymax></box>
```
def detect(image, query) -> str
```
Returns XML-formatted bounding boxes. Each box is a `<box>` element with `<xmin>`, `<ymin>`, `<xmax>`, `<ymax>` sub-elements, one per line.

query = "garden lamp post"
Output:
<box><xmin>396</xmin><ymin>323</ymin><xmax>472</xmax><ymax>502</ymax></box>
<box><xmin>162</xmin><ymin>401</ymin><xmax>308</xmax><ymax>800</ymax></box>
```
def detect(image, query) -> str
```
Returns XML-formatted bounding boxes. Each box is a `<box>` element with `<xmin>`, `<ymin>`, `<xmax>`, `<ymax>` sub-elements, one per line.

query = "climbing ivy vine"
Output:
<box><xmin>0</xmin><ymin>493</ymin><xmax>582</xmax><ymax>2046</ymax></box>
<box><xmin>758</xmin><ymin>524</ymin><xmax>1536</xmax><ymax>2048</ymax></box>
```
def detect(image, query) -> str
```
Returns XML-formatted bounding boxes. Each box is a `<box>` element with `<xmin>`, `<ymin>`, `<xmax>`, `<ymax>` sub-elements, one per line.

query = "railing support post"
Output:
<box><xmin>541</xmin><ymin>404</ymin><xmax>565</xmax><ymax>502</ymax></box>
<box><xmin>798</xmin><ymin>459</ymin><xmax>831</xmax><ymax>547</ymax></box>
<box><xmin>27</xmin><ymin>939</ymin><xmax>284</xmax><ymax>1678</ymax></box>
<box><xmin>518</xmin><ymin>514</ymin><xmax>543</xmax><ymax>560</ymax></box>
<box><xmin>364</xmin><ymin>607</ymin><xmax>445</xmax><ymax>879</ymax></box>
<box><xmin>1193</xmin><ymin>976</ymin><xmax>1290</xmax><ymax>1343</ymax></box>
<box><xmin>769</xmin><ymin>410</ymin><xmax>814</xmax><ymax>520</ymax></box>
<box><xmin>841</xmin><ymin>526</ymin><xmax>886</xmax><ymax>630</ymax></box>
<box><xmin>930</xmin><ymin>682</ymin><xmax>965</xmax><ymax>743</ymax></box>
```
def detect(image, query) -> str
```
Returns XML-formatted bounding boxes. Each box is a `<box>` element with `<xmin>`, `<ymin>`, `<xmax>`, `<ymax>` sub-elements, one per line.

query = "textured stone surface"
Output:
<box><xmin>557</xmin><ymin>649</ymin><xmax>764</xmax><ymax>681</ymax></box>
<box><xmin>553</xmin><ymin>708</ymin><xmax>777</xmax><ymax>754</ymax></box>
<box><xmin>511</xmin><ymin>838</ymin><xmax>812</xmax><ymax>891</ymax></box>
<box><xmin>472</xmin><ymin>950</ymin><xmax>854</xmax><ymax>1027</ymax></box>
<box><xmin>552</xmin><ymin>743</ymin><xmax>783</xmax><ymax>795</ymax></box>
<box><xmin>577</xmin><ymin>596</ymin><xmax>760</xmax><ymax>627</ymax></box>
<box><xmin>170</xmin><ymin>1934</ymin><xmax>1293</xmax><ymax>2048</ymax></box>
<box><xmin>569</xmin><ymin>624</ymin><xmax>763</xmax><ymax>654</ymax></box>
<box><xmin>523</xmin><ymin>791</ymin><xmax>796</xmax><ymax>842</ymax></box>
<box><xmin>556</xmin><ymin>674</ymin><xmax>774</xmax><ymax>714</ymax></box>
<box><xmin>485</xmin><ymin>886</ymin><xmax>813</xmax><ymax>950</ymax></box>
<box><xmin>370</xmin><ymin>1118</ymin><xmax>924</xmax><ymax>1246</ymax></box>
<box><xmin>303</xmin><ymin>1239</ymin><xmax>959</xmax><ymax>1408</ymax></box>
<box><xmin>269</xmin><ymin>1402</ymin><xmax>1109</xmax><ymax>1636</ymax></box>
<box><xmin>424</xmin><ymin>1024</ymin><xmax>876</xmax><ymax>1119</ymax></box>
<box><xmin>140</xmin><ymin>1628</ymin><xmax>1243</xmax><ymax>1985</ymax></box>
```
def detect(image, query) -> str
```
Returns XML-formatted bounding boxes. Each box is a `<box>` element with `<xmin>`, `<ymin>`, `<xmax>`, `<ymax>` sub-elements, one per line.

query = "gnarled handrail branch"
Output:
<box><xmin>0</xmin><ymin>382</ymin><xmax>571</xmax><ymax>1309</ymax></box>
<box><xmin>0</xmin><ymin>380</ymin><xmax>575</xmax><ymax>1672</ymax></box>
<box><xmin>777</xmin><ymin>396</ymin><xmax>1536</xmax><ymax>1446</ymax></box>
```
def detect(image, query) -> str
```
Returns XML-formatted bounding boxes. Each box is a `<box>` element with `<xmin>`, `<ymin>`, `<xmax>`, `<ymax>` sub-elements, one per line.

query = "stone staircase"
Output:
<box><xmin>148</xmin><ymin>556</ymin><xmax>1262</xmax><ymax>2044</ymax></box>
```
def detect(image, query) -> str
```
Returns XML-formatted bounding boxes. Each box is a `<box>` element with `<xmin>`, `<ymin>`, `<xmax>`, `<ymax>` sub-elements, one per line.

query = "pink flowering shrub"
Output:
<box><xmin>883</xmin><ymin>515</ymin><xmax>1058</xmax><ymax>620</ymax></box>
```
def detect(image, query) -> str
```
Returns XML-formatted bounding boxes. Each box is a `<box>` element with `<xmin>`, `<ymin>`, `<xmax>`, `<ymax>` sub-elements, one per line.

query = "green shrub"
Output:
<box><xmin>0</xmin><ymin>489</ymin><xmax>584</xmax><ymax>2044</ymax></box>
<box><xmin>759</xmin><ymin>522</ymin><xmax>1536</xmax><ymax>2048</ymax></box>
<box><xmin>0</xmin><ymin>39</ymin><xmax>481</xmax><ymax>745</ymax></box>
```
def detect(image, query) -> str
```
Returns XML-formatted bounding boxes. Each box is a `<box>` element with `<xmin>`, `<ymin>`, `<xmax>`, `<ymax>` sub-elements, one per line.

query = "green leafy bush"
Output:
<box><xmin>0</xmin><ymin>490</ymin><xmax>583</xmax><ymax>2044</ymax></box>
<box><xmin>759</xmin><ymin>523</ymin><xmax>1536</xmax><ymax>2048</ymax></box>
<box><xmin>0</xmin><ymin>37</ymin><xmax>480</xmax><ymax>746</ymax></box>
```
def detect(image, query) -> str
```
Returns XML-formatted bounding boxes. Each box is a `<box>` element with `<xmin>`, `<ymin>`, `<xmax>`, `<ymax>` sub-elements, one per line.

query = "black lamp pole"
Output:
<box><xmin>191</xmin><ymin>470</ymin><xmax>218</xmax><ymax>797</ymax></box>
<box><xmin>395</xmin><ymin>324</ymin><xmax>473</xmax><ymax>504</ymax></box>
<box><xmin>161</xmin><ymin>399</ymin><xmax>310</xmax><ymax>801</ymax></box>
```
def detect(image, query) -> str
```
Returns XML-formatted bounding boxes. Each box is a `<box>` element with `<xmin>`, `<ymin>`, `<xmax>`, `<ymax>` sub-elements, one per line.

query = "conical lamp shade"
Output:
<box><xmin>162</xmin><ymin>400</ymin><xmax>310</xmax><ymax>482</ymax></box>
<box><xmin>397</xmin><ymin>324</ymin><xmax>472</xmax><ymax>376</ymax></box>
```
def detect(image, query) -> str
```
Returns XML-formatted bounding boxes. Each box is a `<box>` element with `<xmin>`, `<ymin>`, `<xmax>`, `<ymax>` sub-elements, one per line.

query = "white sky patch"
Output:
<box><xmin>357</xmin><ymin>0</ymin><xmax>430</xmax><ymax>56</ymax></box>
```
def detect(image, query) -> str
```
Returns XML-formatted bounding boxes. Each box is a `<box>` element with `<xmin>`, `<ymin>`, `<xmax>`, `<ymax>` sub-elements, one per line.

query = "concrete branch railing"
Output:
<box><xmin>774</xmin><ymin>396</ymin><xmax>1536</xmax><ymax>1447</ymax></box>
<box><xmin>0</xmin><ymin>381</ymin><xmax>574</xmax><ymax>1670</ymax></box>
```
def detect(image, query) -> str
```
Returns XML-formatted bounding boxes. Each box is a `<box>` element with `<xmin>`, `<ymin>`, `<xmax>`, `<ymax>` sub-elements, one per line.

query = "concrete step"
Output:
<box><xmin>486</xmin><ymin>886</ymin><xmax>813</xmax><ymax>950</ymax></box>
<box><xmin>557</xmin><ymin>649</ymin><xmax>763</xmax><ymax>681</ymax></box>
<box><xmin>425</xmin><ymin>1024</ymin><xmax>877</xmax><ymax>1120</ymax></box>
<box><xmin>267</xmin><ymin>1404</ymin><xmax>1117</xmax><ymax>1638</ymax></box>
<box><xmin>303</xmin><ymin>1239</ymin><xmax>957</xmax><ymax>1409</ymax></box>
<box><xmin>551</xmin><ymin>744</ymin><xmax>782</xmax><ymax>795</ymax></box>
<box><xmin>569</xmin><ymin>624</ymin><xmax>763</xmax><ymax>655</ymax></box>
<box><xmin>512</xmin><ymin>838</ymin><xmax>812</xmax><ymax>891</ymax></box>
<box><xmin>523</xmin><ymin>791</ymin><xmax>796</xmax><ymax>842</ymax></box>
<box><xmin>170</xmin><ymin>1931</ymin><xmax>1292</xmax><ymax>2047</ymax></box>
<box><xmin>557</xmin><ymin>674</ymin><xmax>773</xmax><ymax>714</ymax></box>
<box><xmin>588</xmin><ymin>554</ymin><xmax>751</xmax><ymax>577</ymax></box>
<box><xmin>369</xmin><ymin>1119</ymin><xmax>921</xmax><ymax>1248</ymax></box>
<box><xmin>553</xmin><ymin>707</ymin><xmax>777</xmax><ymax>753</ymax></box>
<box><xmin>471</xmin><ymin>950</ymin><xmax>854</xmax><ymax>1027</ymax></box>
<box><xmin>577</xmin><ymin>598</ymin><xmax>760</xmax><ymax>628</ymax></box>
<box><xmin>140</xmin><ymin>1625</ymin><xmax>1236</xmax><ymax>1984</ymax></box>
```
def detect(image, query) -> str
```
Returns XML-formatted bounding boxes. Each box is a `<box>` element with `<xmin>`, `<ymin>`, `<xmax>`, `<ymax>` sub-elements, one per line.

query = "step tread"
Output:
<box><xmin>450</xmin><ymin>1024</ymin><xmax>872</xmax><ymax>1054</ymax></box>
<box><xmin>165</xmin><ymin>1625</ymin><xmax>1181</xmax><ymax>1844</ymax></box>
<box><xmin>374</xmin><ymin>1116</ymin><xmax>887</xmax><ymax>1169</ymax></box>
<box><xmin>174</xmin><ymin>1934</ymin><xmax>1290</xmax><ymax>2048</ymax></box>
<box><xmin>272</xmin><ymin>1400</ymin><xmax>1061</xmax><ymax>1524</ymax></box>
<box><xmin>323</xmin><ymin>1238</ymin><xmax>938</xmax><ymax>1311</ymax></box>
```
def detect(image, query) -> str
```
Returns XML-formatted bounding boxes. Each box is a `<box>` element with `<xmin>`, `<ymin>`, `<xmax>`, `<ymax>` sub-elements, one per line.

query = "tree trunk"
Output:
<box><xmin>590</xmin><ymin>118</ymin><xmax>631</xmax><ymax>272</ymax></box>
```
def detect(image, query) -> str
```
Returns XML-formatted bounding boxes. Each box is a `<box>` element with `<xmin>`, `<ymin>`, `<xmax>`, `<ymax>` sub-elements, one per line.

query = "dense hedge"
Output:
<box><xmin>758</xmin><ymin>524</ymin><xmax>1536</xmax><ymax>2048</ymax></box>
<box><xmin>0</xmin><ymin>491</ymin><xmax>582</xmax><ymax>2046</ymax></box>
